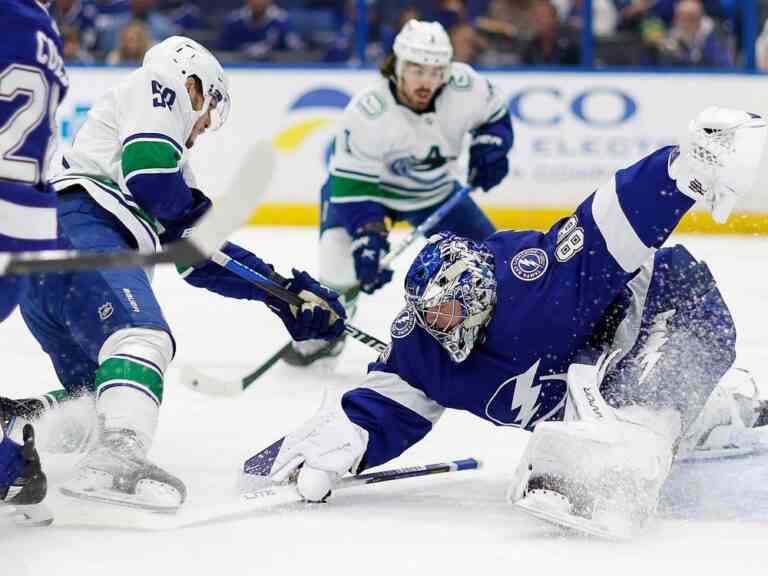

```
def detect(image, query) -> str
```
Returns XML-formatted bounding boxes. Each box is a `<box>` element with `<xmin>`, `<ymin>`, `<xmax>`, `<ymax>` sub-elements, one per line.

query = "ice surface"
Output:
<box><xmin>1</xmin><ymin>229</ymin><xmax>766</xmax><ymax>575</ymax></box>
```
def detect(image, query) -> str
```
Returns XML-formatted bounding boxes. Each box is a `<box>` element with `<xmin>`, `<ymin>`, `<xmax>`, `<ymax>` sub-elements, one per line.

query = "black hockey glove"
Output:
<box><xmin>351</xmin><ymin>221</ymin><xmax>393</xmax><ymax>294</ymax></box>
<box><xmin>468</xmin><ymin>113</ymin><xmax>513</xmax><ymax>192</ymax></box>
<box><xmin>158</xmin><ymin>188</ymin><xmax>212</xmax><ymax>244</ymax></box>
<box><xmin>266</xmin><ymin>269</ymin><xmax>347</xmax><ymax>341</ymax></box>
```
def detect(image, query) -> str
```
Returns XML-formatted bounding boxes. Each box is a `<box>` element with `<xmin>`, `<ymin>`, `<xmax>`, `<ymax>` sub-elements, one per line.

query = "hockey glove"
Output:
<box><xmin>266</xmin><ymin>269</ymin><xmax>347</xmax><ymax>341</ymax></box>
<box><xmin>351</xmin><ymin>221</ymin><xmax>394</xmax><ymax>294</ymax></box>
<box><xmin>158</xmin><ymin>188</ymin><xmax>212</xmax><ymax>244</ymax></box>
<box><xmin>468</xmin><ymin>112</ymin><xmax>513</xmax><ymax>192</ymax></box>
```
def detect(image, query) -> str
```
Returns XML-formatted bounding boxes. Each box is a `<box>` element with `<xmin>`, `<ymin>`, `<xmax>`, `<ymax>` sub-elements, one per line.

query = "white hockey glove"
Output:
<box><xmin>669</xmin><ymin>106</ymin><xmax>767</xmax><ymax>223</ymax></box>
<box><xmin>269</xmin><ymin>398</ymin><xmax>368</xmax><ymax>502</ymax></box>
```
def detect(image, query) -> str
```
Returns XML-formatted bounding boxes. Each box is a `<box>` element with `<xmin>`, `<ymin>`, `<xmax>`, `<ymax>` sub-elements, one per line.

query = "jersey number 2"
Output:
<box><xmin>0</xmin><ymin>65</ymin><xmax>58</xmax><ymax>185</ymax></box>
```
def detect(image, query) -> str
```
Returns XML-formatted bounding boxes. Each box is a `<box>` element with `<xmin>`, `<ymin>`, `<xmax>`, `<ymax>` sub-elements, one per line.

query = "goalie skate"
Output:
<box><xmin>282</xmin><ymin>334</ymin><xmax>346</xmax><ymax>368</ymax></box>
<box><xmin>514</xmin><ymin>474</ymin><xmax>634</xmax><ymax>541</ymax></box>
<box><xmin>60</xmin><ymin>429</ymin><xmax>186</xmax><ymax>513</ymax></box>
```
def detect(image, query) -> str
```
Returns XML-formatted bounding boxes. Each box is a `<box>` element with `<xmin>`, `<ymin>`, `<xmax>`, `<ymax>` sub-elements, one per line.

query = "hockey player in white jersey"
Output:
<box><xmin>244</xmin><ymin>106</ymin><xmax>768</xmax><ymax>539</ymax></box>
<box><xmin>283</xmin><ymin>19</ymin><xmax>513</xmax><ymax>367</ymax></box>
<box><xmin>14</xmin><ymin>36</ymin><xmax>345</xmax><ymax>512</ymax></box>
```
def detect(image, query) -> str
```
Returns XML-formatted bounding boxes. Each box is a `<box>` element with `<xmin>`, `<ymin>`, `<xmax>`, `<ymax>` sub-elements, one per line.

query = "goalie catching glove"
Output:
<box><xmin>265</xmin><ymin>269</ymin><xmax>347</xmax><ymax>341</ymax></box>
<box><xmin>242</xmin><ymin>395</ymin><xmax>368</xmax><ymax>502</ymax></box>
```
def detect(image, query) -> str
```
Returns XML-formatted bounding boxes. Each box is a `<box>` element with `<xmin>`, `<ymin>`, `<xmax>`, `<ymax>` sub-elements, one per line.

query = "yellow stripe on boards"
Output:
<box><xmin>246</xmin><ymin>204</ymin><xmax>768</xmax><ymax>235</ymax></box>
<box><xmin>272</xmin><ymin>118</ymin><xmax>335</xmax><ymax>151</ymax></box>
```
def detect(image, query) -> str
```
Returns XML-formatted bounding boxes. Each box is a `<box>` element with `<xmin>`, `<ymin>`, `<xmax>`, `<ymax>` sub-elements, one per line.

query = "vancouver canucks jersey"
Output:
<box><xmin>0</xmin><ymin>0</ymin><xmax>68</xmax><ymax>249</ymax></box>
<box><xmin>340</xmin><ymin>146</ymin><xmax>697</xmax><ymax>472</ymax></box>
<box><xmin>328</xmin><ymin>63</ymin><xmax>507</xmax><ymax>212</ymax></box>
<box><xmin>50</xmin><ymin>59</ymin><xmax>198</xmax><ymax>253</ymax></box>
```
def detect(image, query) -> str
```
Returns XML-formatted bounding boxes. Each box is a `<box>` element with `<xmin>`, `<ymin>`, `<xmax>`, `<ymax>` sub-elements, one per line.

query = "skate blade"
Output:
<box><xmin>59</xmin><ymin>486</ymin><xmax>180</xmax><ymax>514</ymax></box>
<box><xmin>514</xmin><ymin>492</ymin><xmax>632</xmax><ymax>541</ymax></box>
<box><xmin>0</xmin><ymin>503</ymin><xmax>54</xmax><ymax>527</ymax></box>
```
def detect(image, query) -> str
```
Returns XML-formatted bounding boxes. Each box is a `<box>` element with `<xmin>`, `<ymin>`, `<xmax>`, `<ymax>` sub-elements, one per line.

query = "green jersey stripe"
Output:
<box><xmin>122</xmin><ymin>140</ymin><xmax>181</xmax><ymax>179</ymax></box>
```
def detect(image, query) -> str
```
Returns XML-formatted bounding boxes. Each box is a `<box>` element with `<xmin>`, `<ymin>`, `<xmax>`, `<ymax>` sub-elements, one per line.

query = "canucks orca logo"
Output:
<box><xmin>391</xmin><ymin>307</ymin><xmax>416</xmax><ymax>339</ymax></box>
<box><xmin>510</xmin><ymin>248</ymin><xmax>549</xmax><ymax>282</ymax></box>
<box><xmin>389</xmin><ymin>146</ymin><xmax>454</xmax><ymax>186</ymax></box>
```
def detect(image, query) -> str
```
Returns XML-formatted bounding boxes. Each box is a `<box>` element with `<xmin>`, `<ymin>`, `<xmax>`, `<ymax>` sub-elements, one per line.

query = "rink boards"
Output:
<box><xmin>56</xmin><ymin>67</ymin><xmax>768</xmax><ymax>233</ymax></box>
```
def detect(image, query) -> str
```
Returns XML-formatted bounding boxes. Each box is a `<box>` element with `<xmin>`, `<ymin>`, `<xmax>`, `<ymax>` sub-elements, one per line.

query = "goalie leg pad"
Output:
<box><xmin>509</xmin><ymin>409</ymin><xmax>678</xmax><ymax>539</ymax></box>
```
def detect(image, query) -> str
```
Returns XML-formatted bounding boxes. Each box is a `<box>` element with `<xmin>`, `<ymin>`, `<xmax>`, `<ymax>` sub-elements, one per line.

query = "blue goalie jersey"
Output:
<box><xmin>341</xmin><ymin>146</ymin><xmax>703</xmax><ymax>471</ymax></box>
<box><xmin>0</xmin><ymin>0</ymin><xmax>68</xmax><ymax>250</ymax></box>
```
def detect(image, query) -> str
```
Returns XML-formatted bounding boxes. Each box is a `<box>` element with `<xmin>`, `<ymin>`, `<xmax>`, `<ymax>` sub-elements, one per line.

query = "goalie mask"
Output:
<box><xmin>405</xmin><ymin>233</ymin><xmax>497</xmax><ymax>363</ymax></box>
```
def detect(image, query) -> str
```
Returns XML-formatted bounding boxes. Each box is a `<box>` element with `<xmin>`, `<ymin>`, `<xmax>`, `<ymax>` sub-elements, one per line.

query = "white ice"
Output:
<box><xmin>1</xmin><ymin>228</ymin><xmax>767</xmax><ymax>576</ymax></box>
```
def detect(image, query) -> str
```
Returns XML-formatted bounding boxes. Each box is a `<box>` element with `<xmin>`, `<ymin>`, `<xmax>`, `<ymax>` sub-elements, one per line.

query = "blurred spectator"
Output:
<box><xmin>54</xmin><ymin>0</ymin><xmax>100</xmax><ymax>51</ymax></box>
<box><xmin>756</xmin><ymin>17</ymin><xmax>768</xmax><ymax>71</ymax></box>
<box><xmin>106</xmin><ymin>19</ymin><xmax>153</xmax><ymax>65</ymax></box>
<box><xmin>324</xmin><ymin>0</ymin><xmax>399</xmax><ymax>64</ymax></box>
<box><xmin>219</xmin><ymin>0</ymin><xmax>305</xmax><ymax>61</ymax></box>
<box><xmin>61</xmin><ymin>24</ymin><xmax>96</xmax><ymax>64</ymax></box>
<box><xmin>432</xmin><ymin>0</ymin><xmax>467</xmax><ymax>30</ymax></box>
<box><xmin>164</xmin><ymin>0</ymin><xmax>208</xmax><ymax>32</ymax></box>
<box><xmin>654</xmin><ymin>0</ymin><xmax>733</xmax><ymax>66</ymax></box>
<box><xmin>96</xmin><ymin>0</ymin><xmax>177</xmax><ymax>53</ymax></box>
<box><xmin>521</xmin><ymin>0</ymin><xmax>581</xmax><ymax>65</ymax></box>
<box><xmin>553</xmin><ymin>0</ymin><xmax>618</xmax><ymax>37</ymax></box>
<box><xmin>449</xmin><ymin>22</ymin><xmax>488</xmax><ymax>65</ymax></box>
<box><xmin>475</xmin><ymin>0</ymin><xmax>534</xmax><ymax>65</ymax></box>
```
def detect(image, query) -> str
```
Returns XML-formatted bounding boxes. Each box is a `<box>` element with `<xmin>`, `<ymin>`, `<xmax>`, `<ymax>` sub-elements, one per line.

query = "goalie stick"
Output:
<box><xmin>0</xmin><ymin>141</ymin><xmax>275</xmax><ymax>275</ymax></box>
<box><xmin>52</xmin><ymin>457</ymin><xmax>480</xmax><ymax>530</ymax></box>
<box><xmin>181</xmin><ymin>186</ymin><xmax>475</xmax><ymax>396</ymax></box>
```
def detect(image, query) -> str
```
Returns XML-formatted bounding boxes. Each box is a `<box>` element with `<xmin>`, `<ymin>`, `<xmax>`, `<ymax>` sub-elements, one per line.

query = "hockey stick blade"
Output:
<box><xmin>1</xmin><ymin>141</ymin><xmax>275</xmax><ymax>276</ymax></box>
<box><xmin>179</xmin><ymin>342</ymin><xmax>292</xmax><ymax>396</ymax></box>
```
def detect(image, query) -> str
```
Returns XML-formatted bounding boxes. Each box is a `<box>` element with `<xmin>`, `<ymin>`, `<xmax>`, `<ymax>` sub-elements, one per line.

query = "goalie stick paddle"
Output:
<box><xmin>181</xmin><ymin>186</ymin><xmax>475</xmax><ymax>396</ymax></box>
<box><xmin>0</xmin><ymin>141</ymin><xmax>275</xmax><ymax>275</ymax></box>
<box><xmin>51</xmin><ymin>457</ymin><xmax>480</xmax><ymax>530</ymax></box>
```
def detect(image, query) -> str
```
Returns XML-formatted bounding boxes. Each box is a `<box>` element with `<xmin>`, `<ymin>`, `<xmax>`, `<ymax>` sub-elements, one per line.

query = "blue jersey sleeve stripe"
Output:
<box><xmin>122</xmin><ymin>132</ymin><xmax>184</xmax><ymax>155</ymax></box>
<box><xmin>592</xmin><ymin>177</ymin><xmax>653</xmax><ymax>273</ymax></box>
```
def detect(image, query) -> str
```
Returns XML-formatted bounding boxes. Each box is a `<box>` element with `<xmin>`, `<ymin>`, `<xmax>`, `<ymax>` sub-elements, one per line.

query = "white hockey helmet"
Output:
<box><xmin>143</xmin><ymin>36</ymin><xmax>231</xmax><ymax>131</ymax></box>
<box><xmin>393</xmin><ymin>20</ymin><xmax>453</xmax><ymax>80</ymax></box>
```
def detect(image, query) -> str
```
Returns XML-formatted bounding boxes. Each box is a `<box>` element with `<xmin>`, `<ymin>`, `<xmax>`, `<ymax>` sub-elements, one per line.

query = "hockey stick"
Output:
<box><xmin>181</xmin><ymin>186</ymin><xmax>475</xmax><ymax>396</ymax></box>
<box><xmin>52</xmin><ymin>457</ymin><xmax>480</xmax><ymax>530</ymax></box>
<box><xmin>381</xmin><ymin>185</ymin><xmax>473</xmax><ymax>268</ymax></box>
<box><xmin>0</xmin><ymin>141</ymin><xmax>275</xmax><ymax>275</ymax></box>
<box><xmin>212</xmin><ymin>250</ymin><xmax>389</xmax><ymax>353</ymax></box>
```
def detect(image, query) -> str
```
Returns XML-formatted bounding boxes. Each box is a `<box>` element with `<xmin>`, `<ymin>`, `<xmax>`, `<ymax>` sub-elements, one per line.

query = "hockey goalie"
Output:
<box><xmin>235</xmin><ymin>107</ymin><xmax>767</xmax><ymax>540</ymax></box>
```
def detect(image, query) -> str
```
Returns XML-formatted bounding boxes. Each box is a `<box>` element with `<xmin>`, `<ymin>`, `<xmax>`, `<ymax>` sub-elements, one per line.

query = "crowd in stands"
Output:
<box><xmin>53</xmin><ymin>0</ymin><xmax>768</xmax><ymax>69</ymax></box>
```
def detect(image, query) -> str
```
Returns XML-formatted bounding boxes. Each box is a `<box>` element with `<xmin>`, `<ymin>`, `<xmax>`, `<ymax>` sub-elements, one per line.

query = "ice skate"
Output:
<box><xmin>678</xmin><ymin>368</ymin><xmax>768</xmax><ymax>461</ymax></box>
<box><xmin>60</xmin><ymin>428</ymin><xmax>186</xmax><ymax>513</ymax></box>
<box><xmin>514</xmin><ymin>473</ymin><xmax>637</xmax><ymax>541</ymax></box>
<box><xmin>282</xmin><ymin>334</ymin><xmax>347</xmax><ymax>368</ymax></box>
<box><xmin>669</xmin><ymin>107</ymin><xmax>767</xmax><ymax>223</ymax></box>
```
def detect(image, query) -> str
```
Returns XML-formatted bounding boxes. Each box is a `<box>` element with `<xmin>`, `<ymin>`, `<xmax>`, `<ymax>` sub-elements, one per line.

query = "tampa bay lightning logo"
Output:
<box><xmin>510</xmin><ymin>248</ymin><xmax>548</xmax><ymax>282</ymax></box>
<box><xmin>391</xmin><ymin>307</ymin><xmax>416</xmax><ymax>339</ymax></box>
<box><xmin>388</xmin><ymin>146</ymin><xmax>453</xmax><ymax>185</ymax></box>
